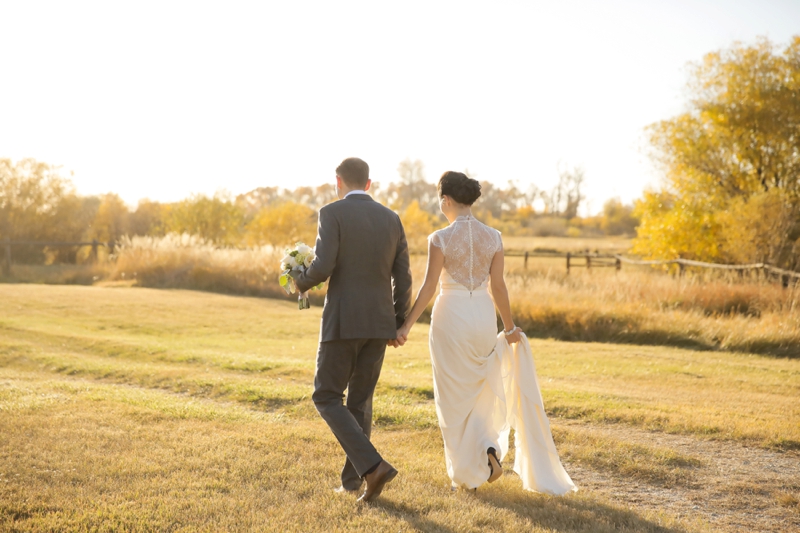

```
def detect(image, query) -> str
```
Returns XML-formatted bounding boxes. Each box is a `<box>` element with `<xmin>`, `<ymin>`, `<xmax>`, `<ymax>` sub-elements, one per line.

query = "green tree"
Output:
<box><xmin>634</xmin><ymin>36</ymin><xmax>800</xmax><ymax>266</ymax></box>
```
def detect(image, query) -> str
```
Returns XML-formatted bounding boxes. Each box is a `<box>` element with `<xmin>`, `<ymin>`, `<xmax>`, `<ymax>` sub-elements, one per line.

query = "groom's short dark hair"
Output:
<box><xmin>336</xmin><ymin>157</ymin><xmax>370</xmax><ymax>188</ymax></box>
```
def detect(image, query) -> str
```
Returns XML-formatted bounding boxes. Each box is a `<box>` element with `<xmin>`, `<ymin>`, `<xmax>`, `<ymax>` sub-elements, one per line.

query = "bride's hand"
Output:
<box><xmin>504</xmin><ymin>327</ymin><xmax>522</xmax><ymax>344</ymax></box>
<box><xmin>396</xmin><ymin>324</ymin><xmax>412</xmax><ymax>346</ymax></box>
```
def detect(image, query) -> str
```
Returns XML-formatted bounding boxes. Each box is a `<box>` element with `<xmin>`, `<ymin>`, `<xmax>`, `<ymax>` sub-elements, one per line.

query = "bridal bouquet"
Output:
<box><xmin>279</xmin><ymin>242</ymin><xmax>323</xmax><ymax>309</ymax></box>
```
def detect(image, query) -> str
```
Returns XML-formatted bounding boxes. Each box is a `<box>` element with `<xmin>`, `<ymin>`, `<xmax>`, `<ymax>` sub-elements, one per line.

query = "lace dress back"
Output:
<box><xmin>430</xmin><ymin>216</ymin><xmax>502</xmax><ymax>291</ymax></box>
<box><xmin>427</xmin><ymin>215</ymin><xmax>577</xmax><ymax>493</ymax></box>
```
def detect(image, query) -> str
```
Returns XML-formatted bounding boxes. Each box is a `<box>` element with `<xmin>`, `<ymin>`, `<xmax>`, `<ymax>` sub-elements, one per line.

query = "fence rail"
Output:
<box><xmin>2</xmin><ymin>238</ymin><xmax>113</xmax><ymax>276</ymax></box>
<box><xmin>613</xmin><ymin>254</ymin><xmax>800</xmax><ymax>280</ymax></box>
<box><xmin>507</xmin><ymin>249</ymin><xmax>799</xmax><ymax>286</ymax></box>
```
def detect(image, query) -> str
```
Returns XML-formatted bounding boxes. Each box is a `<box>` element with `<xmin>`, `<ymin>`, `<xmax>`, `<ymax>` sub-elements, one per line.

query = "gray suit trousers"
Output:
<box><xmin>312</xmin><ymin>338</ymin><xmax>386</xmax><ymax>489</ymax></box>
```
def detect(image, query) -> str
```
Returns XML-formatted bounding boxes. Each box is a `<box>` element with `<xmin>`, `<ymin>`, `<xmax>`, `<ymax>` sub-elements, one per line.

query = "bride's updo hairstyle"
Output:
<box><xmin>438</xmin><ymin>171</ymin><xmax>481</xmax><ymax>206</ymax></box>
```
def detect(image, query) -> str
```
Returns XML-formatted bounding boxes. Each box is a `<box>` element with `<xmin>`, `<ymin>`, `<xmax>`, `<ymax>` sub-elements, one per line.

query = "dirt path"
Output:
<box><xmin>557</xmin><ymin>419</ymin><xmax>800</xmax><ymax>532</ymax></box>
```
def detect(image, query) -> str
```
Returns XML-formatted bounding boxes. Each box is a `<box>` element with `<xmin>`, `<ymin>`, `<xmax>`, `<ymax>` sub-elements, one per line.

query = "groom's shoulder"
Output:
<box><xmin>319</xmin><ymin>199</ymin><xmax>348</xmax><ymax>218</ymax></box>
<box><xmin>324</xmin><ymin>197</ymin><xmax>400</xmax><ymax>220</ymax></box>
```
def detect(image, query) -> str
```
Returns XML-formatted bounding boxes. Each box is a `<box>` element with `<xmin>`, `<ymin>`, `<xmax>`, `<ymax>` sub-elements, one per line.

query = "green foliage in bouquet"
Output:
<box><xmin>278</xmin><ymin>242</ymin><xmax>324</xmax><ymax>309</ymax></box>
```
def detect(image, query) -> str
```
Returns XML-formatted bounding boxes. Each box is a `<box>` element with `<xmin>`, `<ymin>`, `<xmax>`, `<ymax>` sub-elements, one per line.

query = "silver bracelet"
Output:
<box><xmin>503</xmin><ymin>327</ymin><xmax>517</xmax><ymax>336</ymax></box>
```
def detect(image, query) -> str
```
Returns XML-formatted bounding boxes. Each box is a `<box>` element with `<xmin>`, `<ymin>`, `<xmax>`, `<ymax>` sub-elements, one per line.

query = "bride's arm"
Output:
<box><xmin>396</xmin><ymin>240</ymin><xmax>444</xmax><ymax>343</ymax></box>
<box><xmin>489</xmin><ymin>250</ymin><xmax>522</xmax><ymax>343</ymax></box>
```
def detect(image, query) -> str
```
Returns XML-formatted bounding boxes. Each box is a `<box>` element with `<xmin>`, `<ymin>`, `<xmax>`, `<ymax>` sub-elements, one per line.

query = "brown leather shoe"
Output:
<box><xmin>357</xmin><ymin>461</ymin><xmax>398</xmax><ymax>503</ymax></box>
<box><xmin>334</xmin><ymin>485</ymin><xmax>360</xmax><ymax>495</ymax></box>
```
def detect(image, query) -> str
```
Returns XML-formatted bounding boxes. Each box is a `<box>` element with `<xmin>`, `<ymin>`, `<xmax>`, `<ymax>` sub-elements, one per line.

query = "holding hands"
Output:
<box><xmin>389</xmin><ymin>324</ymin><xmax>520</xmax><ymax>348</ymax></box>
<box><xmin>387</xmin><ymin>325</ymin><xmax>410</xmax><ymax>348</ymax></box>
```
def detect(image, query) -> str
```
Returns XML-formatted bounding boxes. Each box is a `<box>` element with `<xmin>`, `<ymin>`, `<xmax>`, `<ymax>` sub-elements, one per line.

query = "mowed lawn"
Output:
<box><xmin>1</xmin><ymin>285</ymin><xmax>798</xmax><ymax>532</ymax></box>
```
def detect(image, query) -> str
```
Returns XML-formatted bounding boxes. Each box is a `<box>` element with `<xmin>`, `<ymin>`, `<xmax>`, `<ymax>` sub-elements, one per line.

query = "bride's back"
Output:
<box><xmin>430</xmin><ymin>216</ymin><xmax>502</xmax><ymax>291</ymax></box>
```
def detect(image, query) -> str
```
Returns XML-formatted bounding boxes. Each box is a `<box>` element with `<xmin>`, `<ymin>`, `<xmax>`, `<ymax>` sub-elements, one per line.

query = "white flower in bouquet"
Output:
<box><xmin>282</xmin><ymin>254</ymin><xmax>298</xmax><ymax>270</ymax></box>
<box><xmin>278</xmin><ymin>241</ymin><xmax>325</xmax><ymax>310</ymax></box>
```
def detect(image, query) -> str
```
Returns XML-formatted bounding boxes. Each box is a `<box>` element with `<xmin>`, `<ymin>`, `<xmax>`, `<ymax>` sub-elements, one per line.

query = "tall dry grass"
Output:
<box><xmin>501</xmin><ymin>263</ymin><xmax>800</xmax><ymax>357</ymax></box>
<box><xmin>102</xmin><ymin>235</ymin><xmax>800</xmax><ymax>357</ymax></box>
<box><xmin>110</xmin><ymin>234</ymin><xmax>290</xmax><ymax>299</ymax></box>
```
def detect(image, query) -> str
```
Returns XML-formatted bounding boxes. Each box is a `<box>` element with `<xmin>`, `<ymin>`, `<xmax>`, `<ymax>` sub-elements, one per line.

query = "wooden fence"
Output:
<box><xmin>511</xmin><ymin>250</ymin><xmax>800</xmax><ymax>287</ymax></box>
<box><xmin>1</xmin><ymin>238</ymin><xmax>114</xmax><ymax>276</ymax></box>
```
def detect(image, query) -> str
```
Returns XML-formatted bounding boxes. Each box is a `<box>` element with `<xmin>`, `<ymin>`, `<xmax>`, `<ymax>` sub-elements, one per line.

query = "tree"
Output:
<box><xmin>245</xmin><ymin>202</ymin><xmax>317</xmax><ymax>248</ymax></box>
<box><xmin>600</xmin><ymin>198</ymin><xmax>639</xmax><ymax>236</ymax></box>
<box><xmin>129</xmin><ymin>199</ymin><xmax>168</xmax><ymax>237</ymax></box>
<box><xmin>236</xmin><ymin>184</ymin><xmax>338</xmax><ymax>219</ymax></box>
<box><xmin>541</xmin><ymin>166</ymin><xmax>585</xmax><ymax>219</ymax></box>
<box><xmin>634</xmin><ymin>36</ymin><xmax>800</xmax><ymax>266</ymax></box>
<box><xmin>0</xmin><ymin>158</ymin><xmax>93</xmax><ymax>262</ymax></box>
<box><xmin>89</xmin><ymin>193</ymin><xmax>130</xmax><ymax>244</ymax></box>
<box><xmin>166</xmin><ymin>193</ymin><xmax>245</xmax><ymax>246</ymax></box>
<box><xmin>399</xmin><ymin>201</ymin><xmax>443</xmax><ymax>252</ymax></box>
<box><xmin>716</xmin><ymin>189</ymin><xmax>796</xmax><ymax>265</ymax></box>
<box><xmin>474</xmin><ymin>180</ymin><xmax>528</xmax><ymax>219</ymax></box>
<box><xmin>379</xmin><ymin>159</ymin><xmax>439</xmax><ymax>214</ymax></box>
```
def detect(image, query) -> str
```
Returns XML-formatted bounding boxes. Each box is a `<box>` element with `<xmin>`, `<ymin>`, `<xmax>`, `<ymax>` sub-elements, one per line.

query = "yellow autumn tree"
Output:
<box><xmin>88</xmin><ymin>193</ymin><xmax>130</xmax><ymax>243</ymax></box>
<box><xmin>634</xmin><ymin>36</ymin><xmax>800</xmax><ymax>267</ymax></box>
<box><xmin>716</xmin><ymin>189</ymin><xmax>796</xmax><ymax>264</ymax></box>
<box><xmin>400</xmin><ymin>200</ymin><xmax>443</xmax><ymax>252</ymax></box>
<box><xmin>166</xmin><ymin>193</ymin><xmax>246</xmax><ymax>246</ymax></box>
<box><xmin>245</xmin><ymin>202</ymin><xmax>317</xmax><ymax>249</ymax></box>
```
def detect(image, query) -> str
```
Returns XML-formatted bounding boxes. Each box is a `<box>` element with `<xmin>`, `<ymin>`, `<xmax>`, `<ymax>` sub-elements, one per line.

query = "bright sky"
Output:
<box><xmin>2</xmin><ymin>1</ymin><xmax>798</xmax><ymax>214</ymax></box>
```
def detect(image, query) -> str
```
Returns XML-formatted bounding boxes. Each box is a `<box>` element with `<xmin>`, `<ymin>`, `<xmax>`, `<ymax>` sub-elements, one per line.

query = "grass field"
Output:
<box><xmin>1</xmin><ymin>284</ymin><xmax>799</xmax><ymax>532</ymax></box>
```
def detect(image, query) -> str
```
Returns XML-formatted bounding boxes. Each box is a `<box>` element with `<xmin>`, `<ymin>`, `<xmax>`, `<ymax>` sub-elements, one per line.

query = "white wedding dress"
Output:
<box><xmin>428</xmin><ymin>216</ymin><xmax>576</xmax><ymax>494</ymax></box>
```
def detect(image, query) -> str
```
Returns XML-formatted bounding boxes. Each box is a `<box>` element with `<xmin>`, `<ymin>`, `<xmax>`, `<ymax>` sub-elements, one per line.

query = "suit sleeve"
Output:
<box><xmin>296</xmin><ymin>207</ymin><xmax>339</xmax><ymax>293</ymax></box>
<box><xmin>391</xmin><ymin>215</ymin><xmax>413</xmax><ymax>329</ymax></box>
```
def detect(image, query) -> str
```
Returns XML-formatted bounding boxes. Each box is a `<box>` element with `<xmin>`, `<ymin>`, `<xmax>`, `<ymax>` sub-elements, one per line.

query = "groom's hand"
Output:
<box><xmin>395</xmin><ymin>330</ymin><xmax>407</xmax><ymax>347</ymax></box>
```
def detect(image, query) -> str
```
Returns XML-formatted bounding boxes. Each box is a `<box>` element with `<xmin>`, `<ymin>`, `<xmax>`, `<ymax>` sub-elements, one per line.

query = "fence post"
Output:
<box><xmin>678</xmin><ymin>262</ymin><xmax>685</xmax><ymax>278</ymax></box>
<box><xmin>2</xmin><ymin>238</ymin><xmax>10</xmax><ymax>277</ymax></box>
<box><xmin>586</xmin><ymin>254</ymin><xmax>591</xmax><ymax>272</ymax></box>
<box><xmin>91</xmin><ymin>239</ymin><xmax>99</xmax><ymax>262</ymax></box>
<box><xmin>566</xmin><ymin>252</ymin><xmax>571</xmax><ymax>274</ymax></box>
<box><xmin>107</xmin><ymin>240</ymin><xmax>115</xmax><ymax>257</ymax></box>
<box><xmin>615</xmin><ymin>257</ymin><xmax>621</xmax><ymax>272</ymax></box>
<box><xmin>524</xmin><ymin>251</ymin><xmax>528</xmax><ymax>270</ymax></box>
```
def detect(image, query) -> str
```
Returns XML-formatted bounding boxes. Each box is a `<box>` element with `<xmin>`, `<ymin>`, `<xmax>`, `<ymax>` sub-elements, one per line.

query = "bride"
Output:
<box><xmin>396</xmin><ymin>171</ymin><xmax>576</xmax><ymax>494</ymax></box>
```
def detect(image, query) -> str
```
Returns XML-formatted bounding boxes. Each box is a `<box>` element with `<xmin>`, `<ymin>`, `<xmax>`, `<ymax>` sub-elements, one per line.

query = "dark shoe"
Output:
<box><xmin>357</xmin><ymin>460</ymin><xmax>398</xmax><ymax>503</ymax></box>
<box><xmin>487</xmin><ymin>447</ymin><xmax>503</xmax><ymax>483</ymax></box>
<box><xmin>334</xmin><ymin>485</ymin><xmax>360</xmax><ymax>495</ymax></box>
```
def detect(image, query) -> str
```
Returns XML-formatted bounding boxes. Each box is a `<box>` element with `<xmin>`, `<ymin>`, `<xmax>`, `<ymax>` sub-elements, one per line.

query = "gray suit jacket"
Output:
<box><xmin>295</xmin><ymin>194</ymin><xmax>412</xmax><ymax>342</ymax></box>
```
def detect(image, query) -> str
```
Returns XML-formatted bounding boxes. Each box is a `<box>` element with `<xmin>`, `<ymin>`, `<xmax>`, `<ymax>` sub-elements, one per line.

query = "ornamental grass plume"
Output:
<box><xmin>110</xmin><ymin>233</ymin><xmax>291</xmax><ymax>299</ymax></box>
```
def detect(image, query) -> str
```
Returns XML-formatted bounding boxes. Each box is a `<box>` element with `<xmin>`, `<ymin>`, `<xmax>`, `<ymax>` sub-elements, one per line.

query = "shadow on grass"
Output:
<box><xmin>474</xmin><ymin>488</ymin><xmax>691</xmax><ymax>533</ymax></box>
<box><xmin>373</xmin><ymin>490</ymin><xmax>691</xmax><ymax>533</ymax></box>
<box><xmin>371</xmin><ymin>500</ymin><xmax>458</xmax><ymax>533</ymax></box>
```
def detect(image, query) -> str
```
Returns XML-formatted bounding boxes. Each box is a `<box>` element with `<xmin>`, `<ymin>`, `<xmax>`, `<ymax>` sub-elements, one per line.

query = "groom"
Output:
<box><xmin>294</xmin><ymin>157</ymin><xmax>412</xmax><ymax>503</ymax></box>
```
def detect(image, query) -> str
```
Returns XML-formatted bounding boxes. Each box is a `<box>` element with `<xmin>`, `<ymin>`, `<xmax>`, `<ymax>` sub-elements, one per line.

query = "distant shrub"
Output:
<box><xmin>530</xmin><ymin>217</ymin><xmax>568</xmax><ymax>237</ymax></box>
